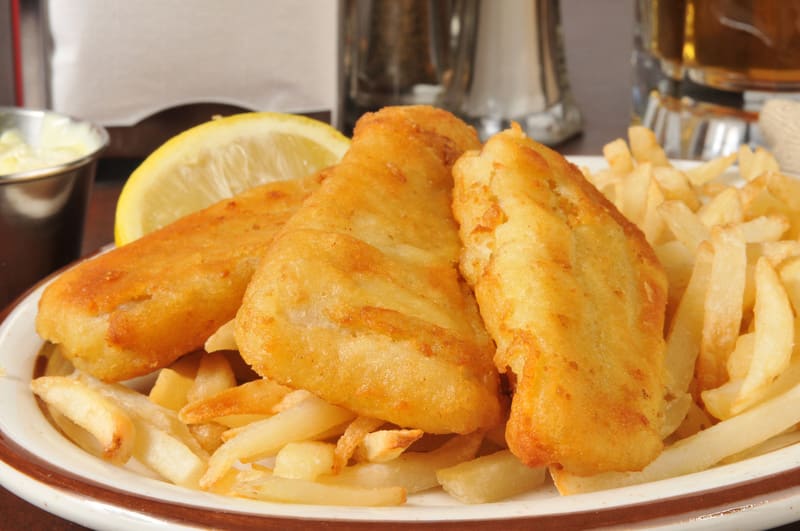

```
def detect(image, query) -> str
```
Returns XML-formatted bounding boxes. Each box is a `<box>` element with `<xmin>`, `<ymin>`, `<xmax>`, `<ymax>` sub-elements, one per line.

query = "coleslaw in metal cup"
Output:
<box><xmin>0</xmin><ymin>107</ymin><xmax>109</xmax><ymax>309</ymax></box>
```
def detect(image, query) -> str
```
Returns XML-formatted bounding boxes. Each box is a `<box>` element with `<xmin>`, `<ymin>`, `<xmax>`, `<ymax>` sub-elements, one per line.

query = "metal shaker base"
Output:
<box><xmin>642</xmin><ymin>91</ymin><xmax>762</xmax><ymax>160</ymax></box>
<box><xmin>461</xmin><ymin>99</ymin><xmax>584</xmax><ymax>146</ymax></box>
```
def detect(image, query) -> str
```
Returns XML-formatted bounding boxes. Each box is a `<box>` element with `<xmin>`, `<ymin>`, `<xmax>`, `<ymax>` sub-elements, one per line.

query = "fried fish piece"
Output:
<box><xmin>452</xmin><ymin>124</ymin><xmax>668</xmax><ymax>475</ymax></box>
<box><xmin>235</xmin><ymin>106</ymin><xmax>504</xmax><ymax>435</ymax></box>
<box><xmin>36</xmin><ymin>174</ymin><xmax>322</xmax><ymax>382</ymax></box>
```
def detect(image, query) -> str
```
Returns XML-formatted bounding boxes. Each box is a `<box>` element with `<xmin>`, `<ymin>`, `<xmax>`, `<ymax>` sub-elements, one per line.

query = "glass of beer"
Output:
<box><xmin>633</xmin><ymin>0</ymin><xmax>800</xmax><ymax>159</ymax></box>
<box><xmin>684</xmin><ymin>0</ymin><xmax>800</xmax><ymax>91</ymax></box>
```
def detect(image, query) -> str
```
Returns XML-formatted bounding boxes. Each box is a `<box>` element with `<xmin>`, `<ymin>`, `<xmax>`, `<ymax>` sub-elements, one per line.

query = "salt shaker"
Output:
<box><xmin>443</xmin><ymin>0</ymin><xmax>582</xmax><ymax>144</ymax></box>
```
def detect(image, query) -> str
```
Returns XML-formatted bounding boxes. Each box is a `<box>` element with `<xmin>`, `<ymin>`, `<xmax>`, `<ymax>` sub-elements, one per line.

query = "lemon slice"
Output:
<box><xmin>114</xmin><ymin>112</ymin><xmax>350</xmax><ymax>245</ymax></box>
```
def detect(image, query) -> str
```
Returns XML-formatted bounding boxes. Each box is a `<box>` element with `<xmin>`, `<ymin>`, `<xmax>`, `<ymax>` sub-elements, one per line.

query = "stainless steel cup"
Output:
<box><xmin>0</xmin><ymin>107</ymin><xmax>108</xmax><ymax>309</ymax></box>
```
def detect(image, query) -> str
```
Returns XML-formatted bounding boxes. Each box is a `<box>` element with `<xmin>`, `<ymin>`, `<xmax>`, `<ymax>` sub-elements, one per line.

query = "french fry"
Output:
<box><xmin>214</xmin><ymin>414</ymin><xmax>271</xmax><ymax>429</ymax></box>
<box><xmin>742</xmin><ymin>264</ymin><xmax>758</xmax><ymax>322</ymax></box>
<box><xmin>45</xmin><ymin>408</ymin><xmax>105</xmax><ymax>459</ymax></box>
<box><xmin>274</xmin><ymin>441</ymin><xmax>335</xmax><ymax>480</ymax></box>
<box><xmin>179</xmin><ymin>378</ymin><xmax>292</xmax><ymax>425</ymax></box>
<box><xmin>200</xmin><ymin>394</ymin><xmax>355</xmax><ymax>488</ymax></box>
<box><xmin>272</xmin><ymin>389</ymin><xmax>316</xmax><ymax>413</ymax></box>
<box><xmin>31</xmin><ymin>376</ymin><xmax>135</xmax><ymax>465</ymax></box>
<box><xmin>218</xmin><ymin>418</ymin><xmax>349</xmax><ymax>448</ymax></box>
<box><xmin>758</xmin><ymin>240</ymin><xmax>800</xmax><ymax>267</ymax></box>
<box><xmin>735</xmin><ymin>258</ymin><xmax>793</xmax><ymax>405</ymax></box>
<box><xmin>703</xmin><ymin>255</ymin><xmax>797</xmax><ymax>420</ymax></box>
<box><xmin>628</xmin><ymin>125</ymin><xmax>670</xmax><ymax>166</ymax></box>
<box><xmin>204</xmin><ymin>319</ymin><xmax>237</xmax><ymax>352</ymax></box>
<box><xmin>738</xmin><ymin>144</ymin><xmax>754</xmax><ymax>180</ymax></box>
<box><xmin>189</xmin><ymin>422</ymin><xmax>228</xmax><ymax>453</ymax></box>
<box><xmin>720</xmin><ymin>428</ymin><xmax>800</xmax><ymax>465</ymax></box>
<box><xmin>602</xmin><ymin>137</ymin><xmax>634</xmax><ymax>174</ymax></box>
<box><xmin>736</xmin><ymin>215</ymin><xmax>790</xmax><ymax>243</ymax></box>
<box><xmin>437</xmin><ymin>449</ymin><xmax>546</xmax><ymax>504</ymax></box>
<box><xmin>75</xmin><ymin>372</ymin><xmax>209</xmax><ymax>459</ymax></box>
<box><xmin>333</xmin><ymin>416</ymin><xmax>385</xmax><ymax>472</ymax></box>
<box><xmin>654</xmin><ymin>240</ymin><xmax>695</xmax><ymax>321</ymax></box>
<box><xmin>641</xmin><ymin>178</ymin><xmax>666</xmax><ymax>245</ymax></box>
<box><xmin>583</xmin><ymin>168</ymin><xmax>619</xmax><ymax>201</ymax></box>
<box><xmin>696</xmin><ymin>228</ymin><xmax>746</xmax><ymax>392</ymax></box>
<box><xmin>697</xmin><ymin>187</ymin><xmax>742</xmax><ymax>228</ymax></box>
<box><xmin>168</xmin><ymin>351</ymin><xmax>203</xmax><ymax>379</ymax></box>
<box><xmin>658</xmin><ymin>200</ymin><xmax>711</xmax><ymax>251</ymax></box>
<box><xmin>322</xmin><ymin>432</ymin><xmax>483</xmax><ymax>494</ymax></box>
<box><xmin>149</xmin><ymin>368</ymin><xmax>194</xmax><ymax>411</ymax></box>
<box><xmin>698</xmin><ymin>179</ymin><xmax>731</xmax><ymax>198</ymax></box>
<box><xmin>725</xmin><ymin>332</ymin><xmax>755</xmax><ymax>381</ymax></box>
<box><xmin>360</xmin><ymin>429</ymin><xmax>424</xmax><ymax>463</ymax></box>
<box><xmin>684</xmin><ymin>152</ymin><xmax>737</xmax><ymax>187</ymax></box>
<box><xmin>617</xmin><ymin>162</ymin><xmax>652</xmax><ymax>226</ymax></box>
<box><xmin>661</xmin><ymin>392</ymin><xmax>692</xmax><ymax>439</ymax></box>
<box><xmin>310</xmin><ymin>422</ymin><xmax>352</xmax><ymax>442</ymax></box>
<box><xmin>652</xmin><ymin>166</ymin><xmax>700</xmax><ymax>210</ymax></box>
<box><xmin>739</xmin><ymin>147</ymin><xmax>780</xmax><ymax>181</ymax></box>
<box><xmin>762</xmin><ymin>171</ymin><xmax>800</xmax><ymax>210</ymax></box>
<box><xmin>132</xmin><ymin>415</ymin><xmax>207</xmax><ymax>488</ymax></box>
<box><xmin>753</xmin><ymin>172</ymin><xmax>800</xmax><ymax>237</ymax></box>
<box><xmin>740</xmin><ymin>177</ymin><xmax>794</xmax><ymax>230</ymax></box>
<box><xmin>552</xmin><ymin>378</ymin><xmax>800</xmax><ymax>494</ymax></box>
<box><xmin>663</xmin><ymin>242</ymin><xmax>712</xmax><ymax>397</ymax></box>
<box><xmin>704</xmin><ymin>359</ymin><xmax>800</xmax><ymax>421</ymax></box>
<box><xmin>231</xmin><ymin>471</ymin><xmax>406</xmax><ymax>506</ymax></box>
<box><xmin>186</xmin><ymin>351</ymin><xmax>237</xmax><ymax>403</ymax></box>
<box><xmin>779</xmin><ymin>256</ymin><xmax>800</xmax><ymax>314</ymax></box>
<box><xmin>699</xmin><ymin>379</ymin><xmax>740</xmax><ymax>420</ymax></box>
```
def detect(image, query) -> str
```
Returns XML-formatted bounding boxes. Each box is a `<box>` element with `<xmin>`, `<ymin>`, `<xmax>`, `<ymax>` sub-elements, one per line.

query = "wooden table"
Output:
<box><xmin>0</xmin><ymin>2</ymin><xmax>701</xmax><ymax>528</ymax></box>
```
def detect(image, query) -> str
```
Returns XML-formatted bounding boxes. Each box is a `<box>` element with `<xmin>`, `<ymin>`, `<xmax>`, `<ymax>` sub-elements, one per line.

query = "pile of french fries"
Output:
<box><xmin>32</xmin><ymin>341</ymin><xmax>544</xmax><ymax>506</ymax></box>
<box><xmin>552</xmin><ymin>127</ymin><xmax>800</xmax><ymax>493</ymax></box>
<box><xmin>30</xmin><ymin>127</ymin><xmax>800</xmax><ymax>505</ymax></box>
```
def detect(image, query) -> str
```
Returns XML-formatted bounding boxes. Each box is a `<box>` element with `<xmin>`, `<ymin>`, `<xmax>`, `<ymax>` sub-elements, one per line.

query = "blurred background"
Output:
<box><xmin>6</xmin><ymin>1</ymin><xmax>800</xmax><ymax>162</ymax></box>
<box><xmin>0</xmin><ymin>0</ymin><xmax>635</xmax><ymax>159</ymax></box>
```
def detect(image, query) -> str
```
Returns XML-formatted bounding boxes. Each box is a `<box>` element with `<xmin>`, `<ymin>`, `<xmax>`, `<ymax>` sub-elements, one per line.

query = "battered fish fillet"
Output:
<box><xmin>35</xmin><ymin>174</ymin><xmax>322</xmax><ymax>382</ymax></box>
<box><xmin>451</xmin><ymin>124</ymin><xmax>668</xmax><ymax>475</ymax></box>
<box><xmin>235</xmin><ymin>106</ymin><xmax>503</xmax><ymax>434</ymax></box>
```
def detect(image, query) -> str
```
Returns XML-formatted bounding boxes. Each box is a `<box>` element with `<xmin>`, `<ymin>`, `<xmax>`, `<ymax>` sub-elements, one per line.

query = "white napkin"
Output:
<box><xmin>46</xmin><ymin>0</ymin><xmax>339</xmax><ymax>126</ymax></box>
<box><xmin>759</xmin><ymin>99</ymin><xmax>800</xmax><ymax>174</ymax></box>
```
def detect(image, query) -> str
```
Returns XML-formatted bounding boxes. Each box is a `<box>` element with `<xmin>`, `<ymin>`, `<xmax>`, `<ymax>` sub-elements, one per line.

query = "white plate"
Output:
<box><xmin>2</xmin><ymin>157</ymin><xmax>799</xmax><ymax>530</ymax></box>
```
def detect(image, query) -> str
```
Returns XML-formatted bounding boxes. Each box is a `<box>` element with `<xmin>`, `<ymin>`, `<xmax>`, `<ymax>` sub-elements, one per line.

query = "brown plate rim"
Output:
<box><xmin>2</xmin><ymin>406</ymin><xmax>799</xmax><ymax>530</ymax></box>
